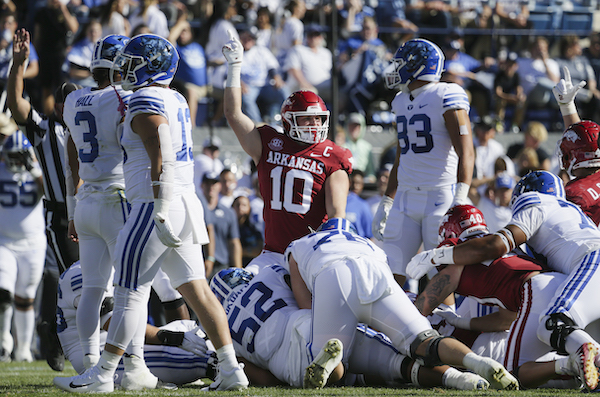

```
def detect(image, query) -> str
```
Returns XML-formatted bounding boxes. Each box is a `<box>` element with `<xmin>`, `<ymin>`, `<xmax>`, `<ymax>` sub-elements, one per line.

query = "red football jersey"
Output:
<box><xmin>440</xmin><ymin>238</ymin><xmax>543</xmax><ymax>312</ymax></box>
<box><xmin>256</xmin><ymin>126</ymin><xmax>353</xmax><ymax>253</ymax></box>
<box><xmin>565</xmin><ymin>172</ymin><xmax>600</xmax><ymax>226</ymax></box>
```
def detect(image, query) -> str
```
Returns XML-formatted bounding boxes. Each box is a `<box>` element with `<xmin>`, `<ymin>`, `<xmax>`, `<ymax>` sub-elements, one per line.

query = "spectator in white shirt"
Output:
<box><xmin>283</xmin><ymin>25</ymin><xmax>332</xmax><ymax>103</ymax></box>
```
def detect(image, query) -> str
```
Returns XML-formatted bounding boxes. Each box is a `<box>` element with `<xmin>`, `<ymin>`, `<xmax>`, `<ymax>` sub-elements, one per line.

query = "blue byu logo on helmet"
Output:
<box><xmin>385</xmin><ymin>38</ymin><xmax>444</xmax><ymax>91</ymax></box>
<box><xmin>91</xmin><ymin>35</ymin><xmax>130</xmax><ymax>71</ymax></box>
<box><xmin>510</xmin><ymin>170</ymin><xmax>565</xmax><ymax>209</ymax></box>
<box><xmin>209</xmin><ymin>268</ymin><xmax>254</xmax><ymax>304</ymax></box>
<box><xmin>111</xmin><ymin>34</ymin><xmax>179</xmax><ymax>90</ymax></box>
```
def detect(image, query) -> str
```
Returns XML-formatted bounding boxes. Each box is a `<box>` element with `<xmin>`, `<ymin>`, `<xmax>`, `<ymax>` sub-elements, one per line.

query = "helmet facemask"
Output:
<box><xmin>283</xmin><ymin>107</ymin><xmax>330</xmax><ymax>144</ymax></box>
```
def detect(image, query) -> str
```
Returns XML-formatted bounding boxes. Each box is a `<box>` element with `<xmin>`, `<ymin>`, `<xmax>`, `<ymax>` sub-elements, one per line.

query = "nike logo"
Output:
<box><xmin>419</xmin><ymin>104</ymin><xmax>428</xmax><ymax>108</ymax></box>
<box><xmin>101</xmin><ymin>366</ymin><xmax>110</xmax><ymax>371</ymax></box>
<box><xmin>309</xmin><ymin>153</ymin><xmax>322</xmax><ymax>157</ymax></box>
<box><xmin>69</xmin><ymin>381</ymin><xmax>94</xmax><ymax>389</ymax></box>
<box><xmin>434</xmin><ymin>202</ymin><xmax>444</xmax><ymax>206</ymax></box>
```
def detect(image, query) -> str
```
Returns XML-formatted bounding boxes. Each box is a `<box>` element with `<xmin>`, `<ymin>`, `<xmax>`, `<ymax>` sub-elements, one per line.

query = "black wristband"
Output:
<box><xmin>156</xmin><ymin>329</ymin><xmax>185</xmax><ymax>346</ymax></box>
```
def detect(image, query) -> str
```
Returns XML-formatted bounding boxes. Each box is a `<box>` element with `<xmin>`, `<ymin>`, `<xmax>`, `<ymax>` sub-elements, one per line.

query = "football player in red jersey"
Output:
<box><xmin>413</xmin><ymin>205</ymin><xmax>584</xmax><ymax>389</ymax></box>
<box><xmin>553</xmin><ymin>65</ymin><xmax>600</xmax><ymax>225</ymax></box>
<box><xmin>222</xmin><ymin>31</ymin><xmax>352</xmax><ymax>273</ymax></box>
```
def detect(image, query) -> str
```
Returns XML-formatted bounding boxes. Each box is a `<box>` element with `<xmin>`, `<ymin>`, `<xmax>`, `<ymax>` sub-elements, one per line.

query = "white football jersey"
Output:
<box><xmin>391</xmin><ymin>82</ymin><xmax>470</xmax><ymax>189</ymax></box>
<box><xmin>223</xmin><ymin>265</ymin><xmax>302</xmax><ymax>371</ymax></box>
<box><xmin>63</xmin><ymin>86</ymin><xmax>131</xmax><ymax>190</ymax></box>
<box><xmin>121</xmin><ymin>87</ymin><xmax>194</xmax><ymax>203</ymax></box>
<box><xmin>284</xmin><ymin>229</ymin><xmax>390</xmax><ymax>295</ymax></box>
<box><xmin>510</xmin><ymin>192</ymin><xmax>600</xmax><ymax>274</ymax></box>
<box><xmin>0</xmin><ymin>163</ymin><xmax>45</xmax><ymax>245</ymax></box>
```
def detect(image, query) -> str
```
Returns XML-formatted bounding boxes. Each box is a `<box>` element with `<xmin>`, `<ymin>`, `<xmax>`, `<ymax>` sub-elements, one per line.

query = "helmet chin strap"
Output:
<box><xmin>399</xmin><ymin>65</ymin><xmax>426</xmax><ymax>93</ymax></box>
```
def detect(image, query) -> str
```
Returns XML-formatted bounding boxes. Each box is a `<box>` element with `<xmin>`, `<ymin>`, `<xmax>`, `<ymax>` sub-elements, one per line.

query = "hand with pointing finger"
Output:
<box><xmin>222</xmin><ymin>29</ymin><xmax>243</xmax><ymax>65</ymax></box>
<box><xmin>553</xmin><ymin>65</ymin><xmax>586</xmax><ymax>116</ymax></box>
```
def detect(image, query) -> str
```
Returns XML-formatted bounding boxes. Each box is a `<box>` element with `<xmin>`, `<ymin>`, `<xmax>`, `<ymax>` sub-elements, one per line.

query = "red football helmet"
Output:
<box><xmin>558</xmin><ymin>120</ymin><xmax>600</xmax><ymax>176</ymax></box>
<box><xmin>280</xmin><ymin>91</ymin><xmax>330</xmax><ymax>144</ymax></box>
<box><xmin>438</xmin><ymin>205</ymin><xmax>489</xmax><ymax>243</ymax></box>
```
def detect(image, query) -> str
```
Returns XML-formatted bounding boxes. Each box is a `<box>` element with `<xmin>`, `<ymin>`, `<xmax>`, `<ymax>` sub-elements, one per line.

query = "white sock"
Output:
<box><xmin>77</xmin><ymin>287</ymin><xmax>104</xmax><ymax>357</ymax></box>
<box><xmin>565</xmin><ymin>330</ymin><xmax>596</xmax><ymax>355</ymax></box>
<box><xmin>462</xmin><ymin>352</ymin><xmax>486</xmax><ymax>373</ymax></box>
<box><xmin>0</xmin><ymin>304</ymin><xmax>12</xmax><ymax>351</ymax></box>
<box><xmin>442</xmin><ymin>367</ymin><xmax>462</xmax><ymax>388</ymax></box>
<box><xmin>13</xmin><ymin>309</ymin><xmax>34</xmax><ymax>353</ymax></box>
<box><xmin>97</xmin><ymin>350</ymin><xmax>121</xmax><ymax>378</ymax></box>
<box><xmin>555</xmin><ymin>356</ymin><xmax>573</xmax><ymax>376</ymax></box>
<box><xmin>216</xmin><ymin>344</ymin><xmax>239</xmax><ymax>372</ymax></box>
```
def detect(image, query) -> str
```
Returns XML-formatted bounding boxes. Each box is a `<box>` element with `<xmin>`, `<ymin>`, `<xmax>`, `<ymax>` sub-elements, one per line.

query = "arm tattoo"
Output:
<box><xmin>415</xmin><ymin>274</ymin><xmax>453</xmax><ymax>315</ymax></box>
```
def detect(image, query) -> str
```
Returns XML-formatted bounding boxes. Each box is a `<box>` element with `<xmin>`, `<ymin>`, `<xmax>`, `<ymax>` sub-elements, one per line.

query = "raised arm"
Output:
<box><xmin>222</xmin><ymin>30</ymin><xmax>262</xmax><ymax>164</ymax></box>
<box><xmin>553</xmin><ymin>65</ymin><xmax>585</xmax><ymax>127</ymax></box>
<box><xmin>7</xmin><ymin>29</ymin><xmax>32</xmax><ymax>124</ymax></box>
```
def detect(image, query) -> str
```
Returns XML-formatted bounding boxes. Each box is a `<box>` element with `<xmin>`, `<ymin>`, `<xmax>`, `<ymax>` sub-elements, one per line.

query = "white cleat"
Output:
<box><xmin>121</xmin><ymin>367</ymin><xmax>159</xmax><ymax>391</ymax></box>
<box><xmin>453</xmin><ymin>371</ymin><xmax>490</xmax><ymax>390</ymax></box>
<box><xmin>474</xmin><ymin>357</ymin><xmax>519</xmax><ymax>390</ymax></box>
<box><xmin>53</xmin><ymin>366</ymin><xmax>114</xmax><ymax>393</ymax></box>
<box><xmin>13</xmin><ymin>349</ymin><xmax>33</xmax><ymax>363</ymax></box>
<box><xmin>303</xmin><ymin>338</ymin><xmax>343</xmax><ymax>389</ymax></box>
<box><xmin>201</xmin><ymin>363</ymin><xmax>249</xmax><ymax>391</ymax></box>
<box><xmin>571</xmin><ymin>342</ymin><xmax>599</xmax><ymax>391</ymax></box>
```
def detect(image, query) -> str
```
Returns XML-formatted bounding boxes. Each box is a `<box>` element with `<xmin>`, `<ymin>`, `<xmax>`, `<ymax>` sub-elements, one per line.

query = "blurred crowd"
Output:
<box><xmin>4</xmin><ymin>0</ymin><xmax>599</xmax><ymax>134</ymax></box>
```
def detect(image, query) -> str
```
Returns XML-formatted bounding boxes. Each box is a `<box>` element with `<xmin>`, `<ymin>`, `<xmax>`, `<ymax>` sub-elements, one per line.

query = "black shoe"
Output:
<box><xmin>37</xmin><ymin>321</ymin><xmax>65</xmax><ymax>371</ymax></box>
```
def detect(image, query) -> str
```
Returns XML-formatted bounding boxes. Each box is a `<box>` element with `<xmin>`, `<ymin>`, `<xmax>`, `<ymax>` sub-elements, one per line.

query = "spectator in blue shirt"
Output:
<box><xmin>346</xmin><ymin>170</ymin><xmax>373</xmax><ymax>238</ymax></box>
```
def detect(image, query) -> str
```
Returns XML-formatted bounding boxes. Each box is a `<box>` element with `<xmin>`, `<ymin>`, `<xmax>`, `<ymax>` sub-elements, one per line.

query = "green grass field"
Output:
<box><xmin>0</xmin><ymin>360</ymin><xmax>588</xmax><ymax>397</ymax></box>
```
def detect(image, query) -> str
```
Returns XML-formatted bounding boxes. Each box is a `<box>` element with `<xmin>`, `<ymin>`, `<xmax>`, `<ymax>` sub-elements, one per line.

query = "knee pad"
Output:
<box><xmin>409</xmin><ymin>329</ymin><xmax>449</xmax><ymax>367</ymax></box>
<box><xmin>0</xmin><ymin>289</ymin><xmax>12</xmax><ymax>310</ymax></box>
<box><xmin>544</xmin><ymin>313</ymin><xmax>580</xmax><ymax>355</ymax></box>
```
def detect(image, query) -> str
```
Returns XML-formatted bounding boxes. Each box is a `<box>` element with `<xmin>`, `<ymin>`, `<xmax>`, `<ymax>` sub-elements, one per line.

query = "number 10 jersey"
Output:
<box><xmin>256</xmin><ymin>126</ymin><xmax>353</xmax><ymax>253</ymax></box>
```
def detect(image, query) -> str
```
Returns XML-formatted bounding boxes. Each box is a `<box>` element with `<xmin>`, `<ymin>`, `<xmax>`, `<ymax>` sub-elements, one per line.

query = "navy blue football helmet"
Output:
<box><xmin>91</xmin><ymin>34</ymin><xmax>130</xmax><ymax>71</ymax></box>
<box><xmin>111</xmin><ymin>34</ymin><xmax>179</xmax><ymax>90</ymax></box>
<box><xmin>510</xmin><ymin>171</ymin><xmax>566</xmax><ymax>208</ymax></box>
<box><xmin>209</xmin><ymin>268</ymin><xmax>254</xmax><ymax>304</ymax></box>
<box><xmin>385</xmin><ymin>39</ymin><xmax>444</xmax><ymax>91</ymax></box>
<box><xmin>2</xmin><ymin>130</ymin><xmax>33</xmax><ymax>173</ymax></box>
<box><xmin>316</xmin><ymin>217</ymin><xmax>358</xmax><ymax>234</ymax></box>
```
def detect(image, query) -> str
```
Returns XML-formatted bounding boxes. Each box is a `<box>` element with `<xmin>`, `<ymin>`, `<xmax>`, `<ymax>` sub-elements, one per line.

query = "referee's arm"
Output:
<box><xmin>7</xmin><ymin>28</ymin><xmax>32</xmax><ymax>125</ymax></box>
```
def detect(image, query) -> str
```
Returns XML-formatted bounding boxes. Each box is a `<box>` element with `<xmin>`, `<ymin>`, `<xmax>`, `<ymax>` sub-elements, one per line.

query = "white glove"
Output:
<box><xmin>406</xmin><ymin>246</ymin><xmax>454</xmax><ymax>280</ymax></box>
<box><xmin>553</xmin><ymin>65</ymin><xmax>586</xmax><ymax>116</ymax></box>
<box><xmin>222</xmin><ymin>30</ymin><xmax>243</xmax><ymax>88</ymax></box>
<box><xmin>433</xmin><ymin>306</ymin><xmax>471</xmax><ymax>330</ymax></box>
<box><xmin>406</xmin><ymin>250</ymin><xmax>437</xmax><ymax>280</ymax></box>
<box><xmin>372</xmin><ymin>195</ymin><xmax>393</xmax><ymax>241</ymax></box>
<box><xmin>451</xmin><ymin>182</ymin><xmax>470</xmax><ymax>207</ymax></box>
<box><xmin>180</xmin><ymin>326</ymin><xmax>209</xmax><ymax>356</ymax></box>
<box><xmin>153</xmin><ymin>198</ymin><xmax>182</xmax><ymax>247</ymax></box>
<box><xmin>222</xmin><ymin>30</ymin><xmax>243</xmax><ymax>64</ymax></box>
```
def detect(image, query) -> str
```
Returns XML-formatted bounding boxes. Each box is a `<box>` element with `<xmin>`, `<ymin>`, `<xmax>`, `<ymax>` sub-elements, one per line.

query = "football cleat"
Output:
<box><xmin>53</xmin><ymin>365</ymin><xmax>114</xmax><ymax>393</ymax></box>
<box><xmin>201</xmin><ymin>363</ymin><xmax>249</xmax><ymax>391</ymax></box>
<box><xmin>468</xmin><ymin>355</ymin><xmax>519</xmax><ymax>390</ymax></box>
<box><xmin>304</xmin><ymin>338</ymin><xmax>343</xmax><ymax>389</ymax></box>
<box><xmin>571</xmin><ymin>342</ymin><xmax>599</xmax><ymax>391</ymax></box>
<box><xmin>454</xmin><ymin>371</ymin><xmax>489</xmax><ymax>390</ymax></box>
<box><xmin>13</xmin><ymin>348</ymin><xmax>33</xmax><ymax>363</ymax></box>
